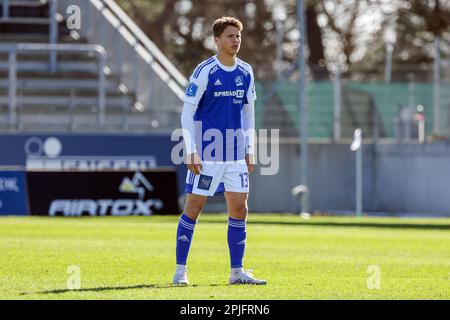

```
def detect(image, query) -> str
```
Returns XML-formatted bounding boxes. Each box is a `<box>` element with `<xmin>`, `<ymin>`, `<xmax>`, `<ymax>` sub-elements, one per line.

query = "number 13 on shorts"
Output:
<box><xmin>239</xmin><ymin>172</ymin><xmax>248</xmax><ymax>188</ymax></box>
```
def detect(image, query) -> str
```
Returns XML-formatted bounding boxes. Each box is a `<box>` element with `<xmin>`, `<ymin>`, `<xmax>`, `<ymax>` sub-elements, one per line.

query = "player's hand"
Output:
<box><xmin>186</xmin><ymin>152</ymin><xmax>202</xmax><ymax>175</ymax></box>
<box><xmin>246</xmin><ymin>154</ymin><xmax>255</xmax><ymax>174</ymax></box>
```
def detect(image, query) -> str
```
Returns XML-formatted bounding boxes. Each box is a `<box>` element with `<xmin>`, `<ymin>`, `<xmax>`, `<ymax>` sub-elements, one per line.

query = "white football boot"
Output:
<box><xmin>173</xmin><ymin>272</ymin><xmax>189</xmax><ymax>286</ymax></box>
<box><xmin>173</xmin><ymin>265</ymin><xmax>189</xmax><ymax>286</ymax></box>
<box><xmin>229</xmin><ymin>269</ymin><xmax>267</xmax><ymax>285</ymax></box>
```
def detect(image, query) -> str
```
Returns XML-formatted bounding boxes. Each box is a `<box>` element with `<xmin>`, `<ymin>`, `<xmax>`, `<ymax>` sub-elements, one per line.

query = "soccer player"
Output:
<box><xmin>173</xmin><ymin>16</ymin><xmax>267</xmax><ymax>286</ymax></box>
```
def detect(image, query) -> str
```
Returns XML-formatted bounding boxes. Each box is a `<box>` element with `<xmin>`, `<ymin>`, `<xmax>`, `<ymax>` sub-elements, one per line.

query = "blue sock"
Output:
<box><xmin>227</xmin><ymin>217</ymin><xmax>247</xmax><ymax>268</ymax></box>
<box><xmin>176</xmin><ymin>214</ymin><xmax>197</xmax><ymax>265</ymax></box>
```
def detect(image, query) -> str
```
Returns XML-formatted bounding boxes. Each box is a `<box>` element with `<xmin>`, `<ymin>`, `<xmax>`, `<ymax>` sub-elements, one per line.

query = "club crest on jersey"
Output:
<box><xmin>186</xmin><ymin>83</ymin><xmax>198</xmax><ymax>97</ymax></box>
<box><xmin>235</xmin><ymin>76</ymin><xmax>243</xmax><ymax>86</ymax></box>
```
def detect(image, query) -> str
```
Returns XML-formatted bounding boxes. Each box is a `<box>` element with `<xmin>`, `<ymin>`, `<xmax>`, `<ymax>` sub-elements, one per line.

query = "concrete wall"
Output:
<box><xmin>2</xmin><ymin>133</ymin><xmax>448</xmax><ymax>215</ymax></box>
<box><xmin>373</xmin><ymin>143</ymin><xmax>450</xmax><ymax>214</ymax></box>
<box><xmin>247</xmin><ymin>141</ymin><xmax>450</xmax><ymax>216</ymax></box>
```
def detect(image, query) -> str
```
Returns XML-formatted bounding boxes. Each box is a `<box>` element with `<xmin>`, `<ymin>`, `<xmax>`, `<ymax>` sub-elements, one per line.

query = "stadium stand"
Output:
<box><xmin>255</xmin><ymin>80</ymin><xmax>439</xmax><ymax>140</ymax></box>
<box><xmin>0</xmin><ymin>0</ymin><xmax>187</xmax><ymax>132</ymax></box>
<box><xmin>0</xmin><ymin>0</ymin><xmax>439</xmax><ymax>140</ymax></box>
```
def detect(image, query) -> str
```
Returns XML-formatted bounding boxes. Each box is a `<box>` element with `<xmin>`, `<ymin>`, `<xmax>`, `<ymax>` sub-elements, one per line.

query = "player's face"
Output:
<box><xmin>215</xmin><ymin>26</ymin><xmax>241</xmax><ymax>56</ymax></box>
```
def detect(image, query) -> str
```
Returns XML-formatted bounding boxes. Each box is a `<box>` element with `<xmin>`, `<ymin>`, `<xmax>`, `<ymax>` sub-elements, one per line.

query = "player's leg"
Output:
<box><xmin>173</xmin><ymin>165</ymin><xmax>224</xmax><ymax>285</ymax></box>
<box><xmin>225</xmin><ymin>190</ymin><xmax>248</xmax><ymax>269</ymax></box>
<box><xmin>176</xmin><ymin>193</ymin><xmax>206</xmax><ymax>263</ymax></box>
<box><xmin>223</xmin><ymin>168</ymin><xmax>267</xmax><ymax>285</ymax></box>
<box><xmin>173</xmin><ymin>192</ymin><xmax>206</xmax><ymax>285</ymax></box>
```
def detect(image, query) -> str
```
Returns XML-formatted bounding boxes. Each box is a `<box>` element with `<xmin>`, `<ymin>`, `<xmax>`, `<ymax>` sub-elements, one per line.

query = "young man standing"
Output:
<box><xmin>173</xmin><ymin>16</ymin><xmax>266</xmax><ymax>286</ymax></box>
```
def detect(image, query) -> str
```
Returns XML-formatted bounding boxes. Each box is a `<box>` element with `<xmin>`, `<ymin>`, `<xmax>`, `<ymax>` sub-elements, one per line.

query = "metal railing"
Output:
<box><xmin>57</xmin><ymin>0</ymin><xmax>187</xmax><ymax>118</ymax></box>
<box><xmin>257</xmin><ymin>62</ymin><xmax>450</xmax><ymax>142</ymax></box>
<box><xmin>49</xmin><ymin>0</ymin><xmax>58</xmax><ymax>73</ymax></box>
<box><xmin>2</xmin><ymin>0</ymin><xmax>59</xmax><ymax>72</ymax></box>
<box><xmin>98</xmin><ymin>0</ymin><xmax>187</xmax><ymax>95</ymax></box>
<box><xmin>0</xmin><ymin>43</ymin><xmax>107</xmax><ymax>126</ymax></box>
<box><xmin>2</xmin><ymin>0</ymin><xmax>9</xmax><ymax>18</ymax></box>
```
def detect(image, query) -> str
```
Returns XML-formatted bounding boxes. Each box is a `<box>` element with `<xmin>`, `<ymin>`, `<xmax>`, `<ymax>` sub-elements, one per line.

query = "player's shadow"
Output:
<box><xmin>26</xmin><ymin>283</ymin><xmax>226</xmax><ymax>295</ymax></box>
<box><xmin>30</xmin><ymin>284</ymin><xmax>170</xmax><ymax>295</ymax></box>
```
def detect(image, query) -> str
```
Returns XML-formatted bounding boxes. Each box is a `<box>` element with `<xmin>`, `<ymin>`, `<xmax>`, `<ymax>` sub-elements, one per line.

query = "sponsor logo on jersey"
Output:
<box><xmin>214</xmin><ymin>90</ymin><xmax>245</xmax><ymax>98</ymax></box>
<box><xmin>186</xmin><ymin>83</ymin><xmax>198</xmax><ymax>97</ymax></box>
<box><xmin>233</xmin><ymin>99</ymin><xmax>242</xmax><ymax>105</ymax></box>
<box><xmin>235</xmin><ymin>76</ymin><xmax>243</xmax><ymax>86</ymax></box>
<box><xmin>214</xmin><ymin>79</ymin><xmax>222</xmax><ymax>86</ymax></box>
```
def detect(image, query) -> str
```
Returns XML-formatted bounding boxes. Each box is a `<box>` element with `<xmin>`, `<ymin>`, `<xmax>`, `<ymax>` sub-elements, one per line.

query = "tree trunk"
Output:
<box><xmin>306</xmin><ymin>5</ymin><xmax>329</xmax><ymax>80</ymax></box>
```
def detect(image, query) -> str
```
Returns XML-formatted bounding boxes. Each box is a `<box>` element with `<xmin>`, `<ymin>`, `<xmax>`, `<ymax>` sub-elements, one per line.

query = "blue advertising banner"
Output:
<box><xmin>0</xmin><ymin>133</ymin><xmax>187</xmax><ymax>197</ymax></box>
<box><xmin>0</xmin><ymin>169</ymin><xmax>28</xmax><ymax>215</ymax></box>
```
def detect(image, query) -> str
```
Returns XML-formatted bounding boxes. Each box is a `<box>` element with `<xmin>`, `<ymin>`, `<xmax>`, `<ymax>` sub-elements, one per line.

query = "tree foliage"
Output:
<box><xmin>116</xmin><ymin>0</ymin><xmax>450</xmax><ymax>80</ymax></box>
<box><xmin>395</xmin><ymin>0</ymin><xmax>450</xmax><ymax>64</ymax></box>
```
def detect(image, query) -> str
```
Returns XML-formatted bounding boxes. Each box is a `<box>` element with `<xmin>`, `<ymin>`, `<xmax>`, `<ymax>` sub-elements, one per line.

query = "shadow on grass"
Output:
<box><xmin>23</xmin><ymin>283</ymin><xmax>227</xmax><ymax>295</ymax></box>
<box><xmin>200</xmin><ymin>219</ymin><xmax>450</xmax><ymax>231</ymax></box>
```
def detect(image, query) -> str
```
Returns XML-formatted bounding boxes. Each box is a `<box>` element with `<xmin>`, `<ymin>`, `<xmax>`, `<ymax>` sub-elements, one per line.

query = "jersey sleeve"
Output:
<box><xmin>241</xmin><ymin>99</ymin><xmax>255</xmax><ymax>155</ymax></box>
<box><xmin>183</xmin><ymin>67</ymin><xmax>209</xmax><ymax>106</ymax></box>
<box><xmin>246</xmin><ymin>67</ymin><xmax>257</xmax><ymax>104</ymax></box>
<box><xmin>181</xmin><ymin>101</ymin><xmax>199</xmax><ymax>155</ymax></box>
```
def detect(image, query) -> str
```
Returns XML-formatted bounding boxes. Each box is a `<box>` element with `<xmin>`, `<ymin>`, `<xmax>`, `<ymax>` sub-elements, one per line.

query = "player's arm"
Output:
<box><xmin>181</xmin><ymin>68</ymin><xmax>208</xmax><ymax>175</ymax></box>
<box><xmin>181</xmin><ymin>101</ymin><xmax>202</xmax><ymax>175</ymax></box>
<box><xmin>242</xmin><ymin>99</ymin><xmax>255</xmax><ymax>173</ymax></box>
<box><xmin>242</xmin><ymin>67</ymin><xmax>257</xmax><ymax>173</ymax></box>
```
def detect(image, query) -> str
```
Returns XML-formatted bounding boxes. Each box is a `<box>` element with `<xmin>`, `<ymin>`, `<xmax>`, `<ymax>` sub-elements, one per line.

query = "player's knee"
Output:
<box><xmin>232</xmin><ymin>203</ymin><xmax>248</xmax><ymax>219</ymax></box>
<box><xmin>241</xmin><ymin>204</ymin><xmax>248</xmax><ymax>217</ymax></box>
<box><xmin>184</xmin><ymin>197</ymin><xmax>205</xmax><ymax>217</ymax></box>
<box><xmin>192</xmin><ymin>203</ymin><xmax>204</xmax><ymax>215</ymax></box>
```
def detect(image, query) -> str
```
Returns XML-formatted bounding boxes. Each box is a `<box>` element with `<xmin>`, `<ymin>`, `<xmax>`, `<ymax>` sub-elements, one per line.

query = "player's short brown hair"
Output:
<box><xmin>212</xmin><ymin>16</ymin><xmax>243</xmax><ymax>37</ymax></box>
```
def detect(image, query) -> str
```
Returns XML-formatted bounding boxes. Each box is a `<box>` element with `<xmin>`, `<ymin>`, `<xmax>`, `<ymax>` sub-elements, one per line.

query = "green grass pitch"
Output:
<box><xmin>0</xmin><ymin>214</ymin><xmax>449</xmax><ymax>300</ymax></box>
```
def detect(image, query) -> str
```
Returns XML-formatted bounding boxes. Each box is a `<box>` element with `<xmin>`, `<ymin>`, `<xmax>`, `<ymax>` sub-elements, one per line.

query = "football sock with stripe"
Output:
<box><xmin>176</xmin><ymin>213</ymin><xmax>197</xmax><ymax>266</ymax></box>
<box><xmin>228</xmin><ymin>217</ymin><xmax>247</xmax><ymax>268</ymax></box>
